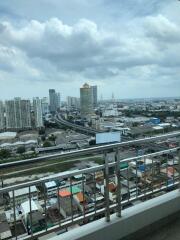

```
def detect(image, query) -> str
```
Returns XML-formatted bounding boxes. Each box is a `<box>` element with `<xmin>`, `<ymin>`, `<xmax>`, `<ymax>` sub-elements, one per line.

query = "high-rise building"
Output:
<box><xmin>20</xmin><ymin>99</ymin><xmax>32</xmax><ymax>129</ymax></box>
<box><xmin>49</xmin><ymin>89</ymin><xmax>56</xmax><ymax>113</ymax></box>
<box><xmin>0</xmin><ymin>101</ymin><xmax>5</xmax><ymax>130</ymax></box>
<box><xmin>67</xmin><ymin>96</ymin><xmax>80</xmax><ymax>110</ymax></box>
<box><xmin>56</xmin><ymin>92</ymin><xmax>61</xmax><ymax>110</ymax></box>
<box><xmin>5</xmin><ymin>98</ymin><xmax>31</xmax><ymax>130</ymax></box>
<box><xmin>5</xmin><ymin>100</ymin><xmax>16</xmax><ymax>129</ymax></box>
<box><xmin>33</xmin><ymin>98</ymin><xmax>44</xmax><ymax>128</ymax></box>
<box><xmin>41</xmin><ymin>97</ymin><xmax>49</xmax><ymax>115</ymax></box>
<box><xmin>80</xmin><ymin>83</ymin><xmax>93</xmax><ymax>118</ymax></box>
<box><xmin>49</xmin><ymin>89</ymin><xmax>60</xmax><ymax>113</ymax></box>
<box><xmin>91</xmin><ymin>85</ymin><xmax>98</xmax><ymax>108</ymax></box>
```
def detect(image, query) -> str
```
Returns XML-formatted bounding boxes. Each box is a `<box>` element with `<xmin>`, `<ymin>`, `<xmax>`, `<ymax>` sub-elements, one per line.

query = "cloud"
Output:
<box><xmin>0</xmin><ymin>0</ymin><xmax>179</xmax><ymax>99</ymax></box>
<box><xmin>144</xmin><ymin>14</ymin><xmax>180</xmax><ymax>42</ymax></box>
<box><xmin>0</xmin><ymin>18</ymin><xmax>162</xmax><ymax>79</ymax></box>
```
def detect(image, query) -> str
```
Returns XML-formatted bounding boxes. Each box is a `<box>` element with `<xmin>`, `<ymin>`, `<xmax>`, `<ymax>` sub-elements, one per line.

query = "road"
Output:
<box><xmin>55</xmin><ymin>114</ymin><xmax>101</xmax><ymax>135</ymax></box>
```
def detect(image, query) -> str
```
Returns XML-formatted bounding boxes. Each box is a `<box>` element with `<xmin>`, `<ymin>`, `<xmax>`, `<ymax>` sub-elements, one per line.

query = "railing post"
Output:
<box><xmin>42</xmin><ymin>182</ymin><xmax>48</xmax><ymax>232</ymax></box>
<box><xmin>12</xmin><ymin>190</ymin><xmax>17</xmax><ymax>240</ymax></box>
<box><xmin>115</xmin><ymin>149</ymin><xmax>121</xmax><ymax>217</ymax></box>
<box><xmin>57</xmin><ymin>185</ymin><xmax>61</xmax><ymax>227</ymax></box>
<box><xmin>104</xmin><ymin>152</ymin><xmax>110</xmax><ymax>222</ymax></box>
<box><xmin>70</xmin><ymin>177</ymin><xmax>74</xmax><ymax>222</ymax></box>
<box><xmin>178</xmin><ymin>149</ymin><xmax>180</xmax><ymax>191</ymax></box>
<box><xmin>93</xmin><ymin>172</ymin><xmax>97</xmax><ymax>215</ymax></box>
<box><xmin>82</xmin><ymin>174</ymin><xmax>86</xmax><ymax>221</ymax></box>
<box><xmin>28</xmin><ymin>186</ymin><xmax>33</xmax><ymax>237</ymax></box>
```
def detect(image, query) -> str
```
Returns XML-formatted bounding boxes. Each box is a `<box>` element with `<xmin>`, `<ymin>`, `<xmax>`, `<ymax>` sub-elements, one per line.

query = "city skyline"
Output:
<box><xmin>0</xmin><ymin>1</ymin><xmax>180</xmax><ymax>99</ymax></box>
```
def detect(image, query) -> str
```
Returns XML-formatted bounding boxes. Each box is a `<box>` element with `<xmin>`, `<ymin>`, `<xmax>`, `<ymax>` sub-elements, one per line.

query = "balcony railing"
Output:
<box><xmin>0</xmin><ymin>131</ymin><xmax>179</xmax><ymax>239</ymax></box>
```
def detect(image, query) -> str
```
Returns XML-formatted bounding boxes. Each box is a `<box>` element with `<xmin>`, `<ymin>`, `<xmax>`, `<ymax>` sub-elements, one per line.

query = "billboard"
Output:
<box><xmin>96</xmin><ymin>132</ymin><xmax>121</xmax><ymax>144</ymax></box>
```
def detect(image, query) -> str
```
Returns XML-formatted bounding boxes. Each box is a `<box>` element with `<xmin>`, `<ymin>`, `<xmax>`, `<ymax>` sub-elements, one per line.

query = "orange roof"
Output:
<box><xmin>58</xmin><ymin>189</ymin><xmax>71</xmax><ymax>197</ymax></box>
<box><xmin>76</xmin><ymin>192</ymin><xmax>85</xmax><ymax>203</ymax></box>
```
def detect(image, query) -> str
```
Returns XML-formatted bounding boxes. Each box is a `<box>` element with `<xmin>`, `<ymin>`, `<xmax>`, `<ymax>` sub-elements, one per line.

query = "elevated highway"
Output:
<box><xmin>54</xmin><ymin>114</ymin><xmax>102</xmax><ymax>136</ymax></box>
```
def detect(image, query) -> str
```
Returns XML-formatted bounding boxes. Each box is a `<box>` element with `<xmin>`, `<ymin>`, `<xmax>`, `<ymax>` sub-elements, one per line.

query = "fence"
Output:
<box><xmin>0</xmin><ymin>132</ymin><xmax>179</xmax><ymax>239</ymax></box>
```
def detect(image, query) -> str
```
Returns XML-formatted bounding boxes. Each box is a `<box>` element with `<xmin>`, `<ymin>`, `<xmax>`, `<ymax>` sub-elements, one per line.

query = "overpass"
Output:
<box><xmin>54</xmin><ymin>114</ymin><xmax>102</xmax><ymax>136</ymax></box>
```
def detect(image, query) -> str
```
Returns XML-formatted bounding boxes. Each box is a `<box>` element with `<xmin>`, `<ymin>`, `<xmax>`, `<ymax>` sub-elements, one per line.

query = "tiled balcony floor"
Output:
<box><xmin>144</xmin><ymin>215</ymin><xmax>180</xmax><ymax>240</ymax></box>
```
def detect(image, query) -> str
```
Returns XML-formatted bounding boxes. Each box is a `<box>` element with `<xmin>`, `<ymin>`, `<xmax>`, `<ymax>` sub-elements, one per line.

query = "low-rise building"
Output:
<box><xmin>58</xmin><ymin>189</ymin><xmax>78</xmax><ymax>218</ymax></box>
<box><xmin>9</xmin><ymin>186</ymin><xmax>38</xmax><ymax>204</ymax></box>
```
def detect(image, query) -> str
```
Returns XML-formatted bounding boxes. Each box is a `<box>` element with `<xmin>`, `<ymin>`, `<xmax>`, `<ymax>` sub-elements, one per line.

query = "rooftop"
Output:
<box><xmin>58</xmin><ymin>189</ymin><xmax>71</xmax><ymax>197</ymax></box>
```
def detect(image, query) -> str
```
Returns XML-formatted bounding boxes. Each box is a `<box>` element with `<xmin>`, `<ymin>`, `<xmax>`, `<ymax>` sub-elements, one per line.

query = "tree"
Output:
<box><xmin>89</xmin><ymin>139</ymin><xmax>96</xmax><ymax>145</ymax></box>
<box><xmin>41</xmin><ymin>135</ymin><xmax>46</xmax><ymax>141</ymax></box>
<box><xmin>39</xmin><ymin>128</ymin><xmax>45</xmax><ymax>135</ymax></box>
<box><xmin>48</xmin><ymin>134</ymin><xmax>56</xmax><ymax>142</ymax></box>
<box><xmin>31</xmin><ymin>146</ymin><xmax>35</xmax><ymax>152</ymax></box>
<box><xmin>17</xmin><ymin>146</ymin><xmax>26</xmax><ymax>154</ymax></box>
<box><xmin>43</xmin><ymin>141</ymin><xmax>52</xmax><ymax>148</ymax></box>
<box><xmin>0</xmin><ymin>149</ymin><xmax>11</xmax><ymax>159</ymax></box>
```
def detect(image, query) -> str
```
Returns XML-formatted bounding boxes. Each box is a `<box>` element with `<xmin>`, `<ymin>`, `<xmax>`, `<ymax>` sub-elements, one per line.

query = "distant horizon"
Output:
<box><xmin>0</xmin><ymin>94</ymin><xmax>180</xmax><ymax>103</ymax></box>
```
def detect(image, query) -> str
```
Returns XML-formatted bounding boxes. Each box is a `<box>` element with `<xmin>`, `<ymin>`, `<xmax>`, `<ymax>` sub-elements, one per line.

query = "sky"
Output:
<box><xmin>0</xmin><ymin>0</ymin><xmax>180</xmax><ymax>100</ymax></box>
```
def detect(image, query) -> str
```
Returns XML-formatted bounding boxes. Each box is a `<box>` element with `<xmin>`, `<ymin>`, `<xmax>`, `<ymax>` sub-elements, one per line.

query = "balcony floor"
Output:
<box><xmin>142</xmin><ymin>214</ymin><xmax>180</xmax><ymax>240</ymax></box>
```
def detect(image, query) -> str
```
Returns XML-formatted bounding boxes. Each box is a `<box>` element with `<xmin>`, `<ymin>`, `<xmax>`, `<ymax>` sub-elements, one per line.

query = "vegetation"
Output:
<box><xmin>16</xmin><ymin>146</ymin><xmax>26</xmax><ymax>154</ymax></box>
<box><xmin>31</xmin><ymin>146</ymin><xmax>35</xmax><ymax>152</ymax></box>
<box><xmin>43</xmin><ymin>141</ymin><xmax>52</xmax><ymax>147</ymax></box>
<box><xmin>41</xmin><ymin>135</ymin><xmax>46</xmax><ymax>141</ymax></box>
<box><xmin>0</xmin><ymin>149</ymin><xmax>11</xmax><ymax>159</ymax></box>
<box><xmin>38</xmin><ymin>128</ymin><xmax>45</xmax><ymax>135</ymax></box>
<box><xmin>48</xmin><ymin>134</ymin><xmax>56</xmax><ymax>142</ymax></box>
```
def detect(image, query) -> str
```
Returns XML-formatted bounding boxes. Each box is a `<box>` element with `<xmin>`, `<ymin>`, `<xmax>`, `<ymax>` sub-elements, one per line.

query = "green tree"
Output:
<box><xmin>31</xmin><ymin>146</ymin><xmax>35</xmax><ymax>152</ymax></box>
<box><xmin>41</xmin><ymin>135</ymin><xmax>46</xmax><ymax>141</ymax></box>
<box><xmin>17</xmin><ymin>146</ymin><xmax>26</xmax><ymax>154</ymax></box>
<box><xmin>48</xmin><ymin>134</ymin><xmax>56</xmax><ymax>142</ymax></box>
<box><xmin>0</xmin><ymin>149</ymin><xmax>11</xmax><ymax>159</ymax></box>
<box><xmin>39</xmin><ymin>128</ymin><xmax>45</xmax><ymax>135</ymax></box>
<box><xmin>43</xmin><ymin>141</ymin><xmax>52</xmax><ymax>148</ymax></box>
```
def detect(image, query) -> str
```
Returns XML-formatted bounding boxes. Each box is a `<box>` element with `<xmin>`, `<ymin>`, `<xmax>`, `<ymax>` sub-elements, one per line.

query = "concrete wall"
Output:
<box><xmin>51</xmin><ymin>190</ymin><xmax>180</xmax><ymax>240</ymax></box>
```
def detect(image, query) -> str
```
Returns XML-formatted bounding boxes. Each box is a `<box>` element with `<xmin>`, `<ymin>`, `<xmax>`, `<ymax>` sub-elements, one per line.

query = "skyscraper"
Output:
<box><xmin>56</xmin><ymin>92</ymin><xmax>61</xmax><ymax>110</ymax></box>
<box><xmin>5</xmin><ymin>98</ymin><xmax>31</xmax><ymax>130</ymax></box>
<box><xmin>91</xmin><ymin>85</ymin><xmax>98</xmax><ymax>108</ymax></box>
<box><xmin>80</xmin><ymin>83</ymin><xmax>93</xmax><ymax>118</ymax></box>
<box><xmin>41</xmin><ymin>97</ymin><xmax>49</xmax><ymax>115</ymax></box>
<box><xmin>33</xmin><ymin>97</ymin><xmax>44</xmax><ymax>128</ymax></box>
<box><xmin>0</xmin><ymin>101</ymin><xmax>5</xmax><ymax>130</ymax></box>
<box><xmin>20</xmin><ymin>99</ymin><xmax>32</xmax><ymax>129</ymax></box>
<box><xmin>67</xmin><ymin>96</ymin><xmax>80</xmax><ymax>110</ymax></box>
<box><xmin>49</xmin><ymin>89</ymin><xmax>60</xmax><ymax>113</ymax></box>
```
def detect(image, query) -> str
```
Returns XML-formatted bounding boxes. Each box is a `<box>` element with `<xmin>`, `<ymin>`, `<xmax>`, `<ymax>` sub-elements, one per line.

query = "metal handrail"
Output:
<box><xmin>0</xmin><ymin>147</ymin><xmax>179</xmax><ymax>194</ymax></box>
<box><xmin>0</xmin><ymin>131</ymin><xmax>179</xmax><ymax>169</ymax></box>
<box><xmin>0</xmin><ymin>131</ymin><xmax>179</xmax><ymax>240</ymax></box>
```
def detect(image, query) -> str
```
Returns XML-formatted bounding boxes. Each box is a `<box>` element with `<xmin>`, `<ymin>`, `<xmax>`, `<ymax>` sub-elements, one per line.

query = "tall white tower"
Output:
<box><xmin>33</xmin><ymin>97</ymin><xmax>44</xmax><ymax>128</ymax></box>
<box><xmin>5</xmin><ymin>98</ymin><xmax>31</xmax><ymax>130</ymax></box>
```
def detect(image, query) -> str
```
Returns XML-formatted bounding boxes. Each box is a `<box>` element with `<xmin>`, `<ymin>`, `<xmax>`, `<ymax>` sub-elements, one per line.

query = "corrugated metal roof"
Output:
<box><xmin>59</xmin><ymin>189</ymin><xmax>71</xmax><ymax>197</ymax></box>
<box><xmin>9</xmin><ymin>185</ymin><xmax>37</xmax><ymax>198</ymax></box>
<box><xmin>67</xmin><ymin>186</ymin><xmax>81</xmax><ymax>194</ymax></box>
<box><xmin>21</xmin><ymin>200</ymin><xmax>38</xmax><ymax>214</ymax></box>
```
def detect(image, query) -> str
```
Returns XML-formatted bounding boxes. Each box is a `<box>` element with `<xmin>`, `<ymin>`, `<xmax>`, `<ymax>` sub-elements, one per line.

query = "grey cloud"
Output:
<box><xmin>0</xmin><ymin>0</ymin><xmax>179</xmax><ymax>99</ymax></box>
<box><xmin>0</xmin><ymin>18</ymin><xmax>164</xmax><ymax>80</ymax></box>
<box><xmin>144</xmin><ymin>14</ymin><xmax>180</xmax><ymax>42</ymax></box>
